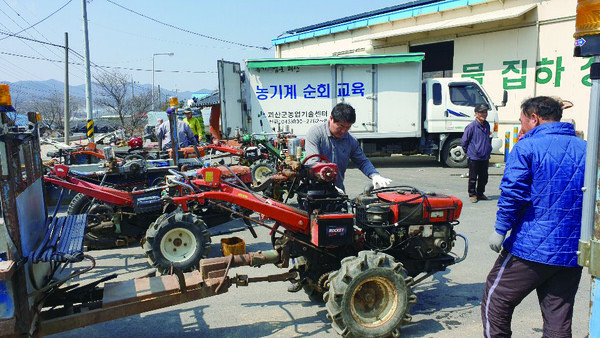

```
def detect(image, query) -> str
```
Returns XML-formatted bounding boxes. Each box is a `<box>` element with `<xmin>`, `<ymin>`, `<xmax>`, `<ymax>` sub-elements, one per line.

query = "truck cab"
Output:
<box><xmin>424</xmin><ymin>78</ymin><xmax>504</xmax><ymax>167</ymax></box>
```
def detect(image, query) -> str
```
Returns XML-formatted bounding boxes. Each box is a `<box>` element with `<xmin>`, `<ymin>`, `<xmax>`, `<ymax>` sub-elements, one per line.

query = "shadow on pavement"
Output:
<box><xmin>403</xmin><ymin>270</ymin><xmax>484</xmax><ymax>336</ymax></box>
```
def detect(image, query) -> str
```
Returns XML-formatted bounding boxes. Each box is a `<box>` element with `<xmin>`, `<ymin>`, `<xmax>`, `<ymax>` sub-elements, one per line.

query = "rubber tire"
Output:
<box><xmin>324</xmin><ymin>251</ymin><xmax>416</xmax><ymax>338</ymax></box>
<box><xmin>250</xmin><ymin>159</ymin><xmax>276</xmax><ymax>183</ymax></box>
<box><xmin>67</xmin><ymin>193</ymin><xmax>118</xmax><ymax>249</ymax></box>
<box><xmin>67</xmin><ymin>193</ymin><xmax>92</xmax><ymax>215</ymax></box>
<box><xmin>143</xmin><ymin>211</ymin><xmax>211</xmax><ymax>274</ymax></box>
<box><xmin>441</xmin><ymin>138</ymin><xmax>468</xmax><ymax>168</ymax></box>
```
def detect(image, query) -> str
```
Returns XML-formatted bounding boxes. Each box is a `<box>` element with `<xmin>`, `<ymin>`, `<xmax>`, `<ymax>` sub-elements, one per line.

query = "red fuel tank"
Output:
<box><xmin>377</xmin><ymin>191</ymin><xmax>463</xmax><ymax>224</ymax></box>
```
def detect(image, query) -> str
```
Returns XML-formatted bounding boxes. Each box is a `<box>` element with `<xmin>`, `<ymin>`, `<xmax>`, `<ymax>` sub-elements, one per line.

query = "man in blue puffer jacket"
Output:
<box><xmin>481</xmin><ymin>96</ymin><xmax>586</xmax><ymax>338</ymax></box>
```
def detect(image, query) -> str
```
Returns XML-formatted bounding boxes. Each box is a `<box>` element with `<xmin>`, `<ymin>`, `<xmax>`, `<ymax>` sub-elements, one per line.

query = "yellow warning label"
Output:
<box><xmin>87</xmin><ymin>119</ymin><xmax>94</xmax><ymax>138</ymax></box>
<box><xmin>237</xmin><ymin>193</ymin><xmax>249</xmax><ymax>199</ymax></box>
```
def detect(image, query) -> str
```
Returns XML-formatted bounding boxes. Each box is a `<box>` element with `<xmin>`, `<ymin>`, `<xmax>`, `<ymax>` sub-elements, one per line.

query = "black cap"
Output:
<box><xmin>474</xmin><ymin>104</ymin><xmax>489</xmax><ymax>113</ymax></box>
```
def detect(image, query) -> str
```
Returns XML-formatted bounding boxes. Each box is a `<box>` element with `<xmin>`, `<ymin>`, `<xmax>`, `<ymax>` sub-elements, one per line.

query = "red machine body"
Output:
<box><xmin>310</xmin><ymin>212</ymin><xmax>354</xmax><ymax>247</ymax></box>
<box><xmin>308</xmin><ymin>163</ymin><xmax>337</xmax><ymax>183</ymax></box>
<box><xmin>377</xmin><ymin>191</ymin><xmax>463</xmax><ymax>223</ymax></box>
<box><xmin>127</xmin><ymin>137</ymin><xmax>143</xmax><ymax>149</ymax></box>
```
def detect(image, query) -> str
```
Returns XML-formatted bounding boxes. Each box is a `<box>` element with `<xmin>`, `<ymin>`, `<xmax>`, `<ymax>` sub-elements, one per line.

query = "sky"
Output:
<box><xmin>0</xmin><ymin>0</ymin><xmax>409</xmax><ymax>93</ymax></box>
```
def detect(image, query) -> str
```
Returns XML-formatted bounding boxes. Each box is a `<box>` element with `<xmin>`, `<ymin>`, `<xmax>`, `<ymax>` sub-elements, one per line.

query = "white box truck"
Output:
<box><xmin>218</xmin><ymin>53</ymin><xmax>506</xmax><ymax>167</ymax></box>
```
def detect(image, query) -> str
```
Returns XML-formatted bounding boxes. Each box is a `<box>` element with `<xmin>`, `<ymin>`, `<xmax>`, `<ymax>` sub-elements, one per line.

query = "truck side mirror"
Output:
<box><xmin>498</xmin><ymin>90</ymin><xmax>508</xmax><ymax>108</ymax></box>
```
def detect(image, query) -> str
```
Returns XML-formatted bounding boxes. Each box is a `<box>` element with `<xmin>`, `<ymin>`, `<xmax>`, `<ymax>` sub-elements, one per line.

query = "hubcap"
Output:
<box><xmin>449</xmin><ymin>145</ymin><xmax>466</xmax><ymax>162</ymax></box>
<box><xmin>350</xmin><ymin>277</ymin><xmax>399</xmax><ymax>328</ymax></box>
<box><xmin>160</xmin><ymin>228</ymin><xmax>197</xmax><ymax>263</ymax></box>
<box><xmin>254</xmin><ymin>165</ymin><xmax>273</xmax><ymax>181</ymax></box>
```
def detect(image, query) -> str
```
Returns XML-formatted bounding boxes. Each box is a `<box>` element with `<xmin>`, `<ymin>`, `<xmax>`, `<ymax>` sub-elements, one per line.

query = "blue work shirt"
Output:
<box><xmin>156</xmin><ymin>120</ymin><xmax>198</xmax><ymax>150</ymax></box>
<box><xmin>305</xmin><ymin>122</ymin><xmax>378</xmax><ymax>190</ymax></box>
<box><xmin>461</xmin><ymin>119</ymin><xmax>492</xmax><ymax>160</ymax></box>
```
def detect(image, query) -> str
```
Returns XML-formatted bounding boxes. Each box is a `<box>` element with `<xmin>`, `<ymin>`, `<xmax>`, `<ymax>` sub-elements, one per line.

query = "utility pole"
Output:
<box><xmin>131</xmin><ymin>79</ymin><xmax>135</xmax><ymax>100</ymax></box>
<box><xmin>151</xmin><ymin>52</ymin><xmax>173</xmax><ymax>111</ymax></box>
<box><xmin>158</xmin><ymin>85</ymin><xmax>161</xmax><ymax>110</ymax></box>
<box><xmin>63</xmin><ymin>32</ymin><xmax>70</xmax><ymax>144</ymax></box>
<box><xmin>574</xmin><ymin>1</ymin><xmax>600</xmax><ymax>336</ymax></box>
<box><xmin>81</xmin><ymin>0</ymin><xmax>94</xmax><ymax>142</ymax></box>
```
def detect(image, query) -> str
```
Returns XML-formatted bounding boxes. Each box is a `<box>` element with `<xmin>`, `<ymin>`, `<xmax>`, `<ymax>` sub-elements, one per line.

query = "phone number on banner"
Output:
<box><xmin>268</xmin><ymin>117</ymin><xmax>328</xmax><ymax>125</ymax></box>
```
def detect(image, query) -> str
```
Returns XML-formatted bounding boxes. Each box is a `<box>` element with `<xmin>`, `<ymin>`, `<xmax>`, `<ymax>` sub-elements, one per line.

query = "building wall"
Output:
<box><xmin>275</xmin><ymin>0</ymin><xmax>590</xmax><ymax>136</ymax></box>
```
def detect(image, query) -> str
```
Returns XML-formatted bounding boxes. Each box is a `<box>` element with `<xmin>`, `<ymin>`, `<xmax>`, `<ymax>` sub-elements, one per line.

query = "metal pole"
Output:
<box><xmin>581</xmin><ymin>55</ymin><xmax>600</xmax><ymax>246</ymax></box>
<box><xmin>158</xmin><ymin>85</ymin><xmax>161</xmax><ymax>110</ymax></box>
<box><xmin>64</xmin><ymin>32</ymin><xmax>70</xmax><ymax>144</ymax></box>
<box><xmin>81</xmin><ymin>0</ymin><xmax>94</xmax><ymax>142</ymax></box>
<box><xmin>590</xmin><ymin>57</ymin><xmax>600</xmax><ymax>338</ymax></box>
<box><xmin>152</xmin><ymin>55</ymin><xmax>155</xmax><ymax>111</ymax></box>
<box><xmin>581</xmin><ymin>57</ymin><xmax>600</xmax><ymax>338</ymax></box>
<box><xmin>504</xmin><ymin>131</ymin><xmax>510</xmax><ymax>162</ymax></box>
<box><xmin>151</xmin><ymin>52</ymin><xmax>173</xmax><ymax>112</ymax></box>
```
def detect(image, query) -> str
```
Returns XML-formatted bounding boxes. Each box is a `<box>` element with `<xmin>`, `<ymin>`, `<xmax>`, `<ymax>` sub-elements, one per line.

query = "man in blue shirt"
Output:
<box><xmin>462</xmin><ymin>104</ymin><xmax>492</xmax><ymax>203</ymax></box>
<box><xmin>156</xmin><ymin>117</ymin><xmax>198</xmax><ymax>151</ymax></box>
<box><xmin>481</xmin><ymin>96</ymin><xmax>585</xmax><ymax>337</ymax></box>
<box><xmin>305</xmin><ymin>103</ymin><xmax>391</xmax><ymax>191</ymax></box>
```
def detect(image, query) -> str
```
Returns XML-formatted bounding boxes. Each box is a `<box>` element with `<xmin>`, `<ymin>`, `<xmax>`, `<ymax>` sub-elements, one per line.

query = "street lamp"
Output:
<box><xmin>152</xmin><ymin>52</ymin><xmax>174</xmax><ymax>110</ymax></box>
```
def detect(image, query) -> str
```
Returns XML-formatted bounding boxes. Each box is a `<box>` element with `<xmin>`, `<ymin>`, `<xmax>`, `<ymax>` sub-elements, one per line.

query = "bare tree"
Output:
<box><xmin>27</xmin><ymin>92</ymin><xmax>82</xmax><ymax>136</ymax></box>
<box><xmin>94</xmin><ymin>71</ymin><xmax>151</xmax><ymax>136</ymax></box>
<box><xmin>94</xmin><ymin>71</ymin><xmax>129</xmax><ymax>129</ymax></box>
<box><xmin>129</xmin><ymin>88</ymin><xmax>153</xmax><ymax>135</ymax></box>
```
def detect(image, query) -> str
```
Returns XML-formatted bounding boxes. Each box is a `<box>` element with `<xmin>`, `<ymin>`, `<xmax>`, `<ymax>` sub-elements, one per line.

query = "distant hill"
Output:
<box><xmin>2</xmin><ymin>79</ymin><xmax>212</xmax><ymax>106</ymax></box>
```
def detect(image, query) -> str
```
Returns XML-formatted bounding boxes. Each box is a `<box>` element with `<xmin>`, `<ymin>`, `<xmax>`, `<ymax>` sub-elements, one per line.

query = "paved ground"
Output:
<box><xmin>49</xmin><ymin>155</ymin><xmax>592</xmax><ymax>338</ymax></box>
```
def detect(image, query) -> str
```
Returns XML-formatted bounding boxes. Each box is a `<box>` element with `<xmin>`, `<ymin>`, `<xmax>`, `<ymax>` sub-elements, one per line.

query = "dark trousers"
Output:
<box><xmin>468</xmin><ymin>159</ymin><xmax>489</xmax><ymax>197</ymax></box>
<box><xmin>481</xmin><ymin>251</ymin><xmax>582</xmax><ymax>338</ymax></box>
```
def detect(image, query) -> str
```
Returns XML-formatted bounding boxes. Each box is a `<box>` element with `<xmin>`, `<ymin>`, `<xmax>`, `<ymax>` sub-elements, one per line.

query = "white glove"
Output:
<box><xmin>372</xmin><ymin>174</ymin><xmax>392</xmax><ymax>189</ymax></box>
<box><xmin>489</xmin><ymin>231</ymin><xmax>506</xmax><ymax>253</ymax></box>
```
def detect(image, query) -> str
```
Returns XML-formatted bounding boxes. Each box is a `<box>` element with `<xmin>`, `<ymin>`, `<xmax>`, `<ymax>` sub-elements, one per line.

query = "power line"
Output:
<box><xmin>1</xmin><ymin>0</ymin><xmax>76</xmax><ymax>61</ymax></box>
<box><xmin>0</xmin><ymin>50</ymin><xmax>216</xmax><ymax>74</ymax></box>
<box><xmin>105</xmin><ymin>0</ymin><xmax>271</xmax><ymax>51</ymax></box>
<box><xmin>0</xmin><ymin>29</ymin><xmax>65</xmax><ymax>48</ymax></box>
<box><xmin>0</xmin><ymin>5</ymin><xmax>67</xmax><ymax>74</ymax></box>
<box><xmin>0</xmin><ymin>30</ymin><xmax>107</xmax><ymax>82</ymax></box>
<box><xmin>0</xmin><ymin>0</ymin><xmax>86</xmax><ymax>82</ymax></box>
<box><xmin>0</xmin><ymin>0</ymin><xmax>73</xmax><ymax>41</ymax></box>
<box><xmin>0</xmin><ymin>55</ymin><xmax>45</xmax><ymax>81</ymax></box>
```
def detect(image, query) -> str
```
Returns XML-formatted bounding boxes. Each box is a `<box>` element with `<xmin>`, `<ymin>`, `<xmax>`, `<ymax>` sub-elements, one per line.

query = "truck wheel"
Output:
<box><xmin>67</xmin><ymin>193</ymin><xmax>92</xmax><ymax>215</ymax></box>
<box><xmin>143</xmin><ymin>211</ymin><xmax>211</xmax><ymax>274</ymax></box>
<box><xmin>442</xmin><ymin>138</ymin><xmax>467</xmax><ymax>168</ymax></box>
<box><xmin>324</xmin><ymin>251</ymin><xmax>416</xmax><ymax>338</ymax></box>
<box><xmin>250</xmin><ymin>159</ymin><xmax>276</xmax><ymax>183</ymax></box>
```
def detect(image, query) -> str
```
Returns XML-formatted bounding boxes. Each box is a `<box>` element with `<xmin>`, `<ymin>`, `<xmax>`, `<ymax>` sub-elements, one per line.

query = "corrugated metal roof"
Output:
<box><xmin>285</xmin><ymin>0</ymin><xmax>442</xmax><ymax>34</ymax></box>
<box><xmin>272</xmin><ymin>0</ymin><xmax>490</xmax><ymax>46</ymax></box>
<box><xmin>246</xmin><ymin>53</ymin><xmax>425</xmax><ymax>68</ymax></box>
<box><xmin>191</xmin><ymin>90</ymin><xmax>220</xmax><ymax>108</ymax></box>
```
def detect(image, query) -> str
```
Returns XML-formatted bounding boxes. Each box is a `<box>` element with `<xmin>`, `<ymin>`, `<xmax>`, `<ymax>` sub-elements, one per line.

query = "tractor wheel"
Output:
<box><xmin>68</xmin><ymin>193</ymin><xmax>118</xmax><ymax>249</ymax></box>
<box><xmin>441</xmin><ymin>138</ymin><xmax>468</xmax><ymax>168</ymax></box>
<box><xmin>143</xmin><ymin>211</ymin><xmax>211</xmax><ymax>274</ymax></box>
<box><xmin>250</xmin><ymin>159</ymin><xmax>276</xmax><ymax>184</ymax></box>
<box><xmin>324</xmin><ymin>251</ymin><xmax>416</xmax><ymax>338</ymax></box>
<box><xmin>67</xmin><ymin>193</ymin><xmax>92</xmax><ymax>215</ymax></box>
